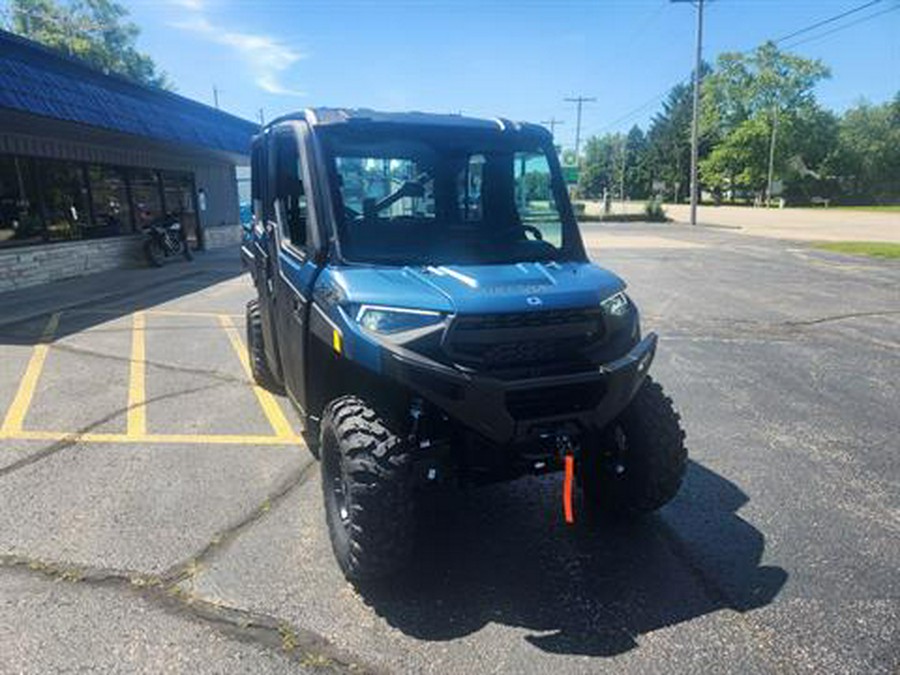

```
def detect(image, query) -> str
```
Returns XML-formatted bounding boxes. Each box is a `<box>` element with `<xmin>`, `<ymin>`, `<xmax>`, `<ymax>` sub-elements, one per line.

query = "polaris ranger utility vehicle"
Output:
<box><xmin>242</xmin><ymin>108</ymin><xmax>687</xmax><ymax>581</ymax></box>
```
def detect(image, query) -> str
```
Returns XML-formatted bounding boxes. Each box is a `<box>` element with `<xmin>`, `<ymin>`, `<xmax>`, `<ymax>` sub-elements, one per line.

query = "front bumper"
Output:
<box><xmin>385</xmin><ymin>333</ymin><xmax>657</xmax><ymax>444</ymax></box>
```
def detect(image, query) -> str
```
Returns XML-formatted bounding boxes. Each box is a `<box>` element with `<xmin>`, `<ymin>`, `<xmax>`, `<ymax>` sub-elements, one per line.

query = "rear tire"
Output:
<box><xmin>245</xmin><ymin>299</ymin><xmax>283</xmax><ymax>393</ymax></box>
<box><xmin>320</xmin><ymin>396</ymin><xmax>414</xmax><ymax>582</ymax></box>
<box><xmin>581</xmin><ymin>377</ymin><xmax>687</xmax><ymax>518</ymax></box>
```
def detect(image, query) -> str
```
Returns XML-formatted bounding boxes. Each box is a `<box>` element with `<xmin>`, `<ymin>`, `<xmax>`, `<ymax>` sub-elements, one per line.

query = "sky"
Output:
<box><xmin>125</xmin><ymin>0</ymin><xmax>899</xmax><ymax>150</ymax></box>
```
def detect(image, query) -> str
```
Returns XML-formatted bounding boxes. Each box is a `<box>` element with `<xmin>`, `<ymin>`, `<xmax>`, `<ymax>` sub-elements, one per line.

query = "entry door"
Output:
<box><xmin>161</xmin><ymin>171</ymin><xmax>200</xmax><ymax>249</ymax></box>
<box><xmin>268</xmin><ymin>124</ymin><xmax>318</xmax><ymax>412</ymax></box>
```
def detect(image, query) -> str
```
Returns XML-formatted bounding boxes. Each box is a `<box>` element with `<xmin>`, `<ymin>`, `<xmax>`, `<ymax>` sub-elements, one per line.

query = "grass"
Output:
<box><xmin>813</xmin><ymin>241</ymin><xmax>900</xmax><ymax>259</ymax></box>
<box><xmin>827</xmin><ymin>205</ymin><xmax>900</xmax><ymax>213</ymax></box>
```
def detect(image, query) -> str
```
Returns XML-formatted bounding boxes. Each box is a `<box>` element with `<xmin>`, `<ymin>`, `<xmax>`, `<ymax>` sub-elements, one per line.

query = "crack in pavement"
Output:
<box><xmin>0</xmin><ymin>458</ymin><xmax>369</xmax><ymax>673</ymax></box>
<box><xmin>0</xmin><ymin>381</ymin><xmax>229</xmax><ymax>479</ymax></box>
<box><xmin>162</xmin><ymin>458</ymin><xmax>318</xmax><ymax>585</ymax></box>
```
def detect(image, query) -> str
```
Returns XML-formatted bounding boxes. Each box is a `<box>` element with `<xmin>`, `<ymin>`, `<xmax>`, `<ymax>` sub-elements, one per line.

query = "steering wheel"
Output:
<box><xmin>522</xmin><ymin>224</ymin><xmax>544</xmax><ymax>241</ymax></box>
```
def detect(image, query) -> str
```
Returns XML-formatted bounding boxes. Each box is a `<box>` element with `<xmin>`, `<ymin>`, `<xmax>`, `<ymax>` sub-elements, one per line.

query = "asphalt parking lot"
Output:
<box><xmin>0</xmin><ymin>224</ymin><xmax>897</xmax><ymax>674</ymax></box>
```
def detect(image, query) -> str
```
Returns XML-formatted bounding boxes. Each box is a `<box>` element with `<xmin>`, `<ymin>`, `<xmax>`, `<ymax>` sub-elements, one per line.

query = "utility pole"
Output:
<box><xmin>766</xmin><ymin>106</ymin><xmax>778</xmax><ymax>208</ymax></box>
<box><xmin>564</xmin><ymin>96</ymin><xmax>596</xmax><ymax>162</ymax></box>
<box><xmin>258</xmin><ymin>108</ymin><xmax>265</xmax><ymax>126</ymax></box>
<box><xmin>673</xmin><ymin>0</ymin><xmax>704</xmax><ymax>225</ymax></box>
<box><xmin>212</xmin><ymin>85</ymin><xmax>220</xmax><ymax>109</ymax></box>
<box><xmin>540</xmin><ymin>117</ymin><xmax>565</xmax><ymax>138</ymax></box>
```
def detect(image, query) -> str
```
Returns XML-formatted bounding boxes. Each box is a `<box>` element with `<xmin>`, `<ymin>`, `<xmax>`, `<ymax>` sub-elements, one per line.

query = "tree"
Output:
<box><xmin>6</xmin><ymin>0</ymin><xmax>171</xmax><ymax>89</ymax></box>
<box><xmin>702</xmin><ymin>42</ymin><xmax>830</xmax><ymax>202</ymax></box>
<box><xmin>578</xmin><ymin>133</ymin><xmax>622</xmax><ymax>199</ymax></box>
<box><xmin>830</xmin><ymin>96</ymin><xmax>900</xmax><ymax>204</ymax></box>
<box><xmin>646</xmin><ymin>82</ymin><xmax>693</xmax><ymax>202</ymax></box>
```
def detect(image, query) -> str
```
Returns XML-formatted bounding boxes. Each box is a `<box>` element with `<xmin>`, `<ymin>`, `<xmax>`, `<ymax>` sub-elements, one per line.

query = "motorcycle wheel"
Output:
<box><xmin>144</xmin><ymin>239</ymin><xmax>165</xmax><ymax>267</ymax></box>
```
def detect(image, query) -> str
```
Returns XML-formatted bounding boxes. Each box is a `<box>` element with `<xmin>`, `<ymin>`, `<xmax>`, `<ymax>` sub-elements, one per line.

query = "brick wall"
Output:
<box><xmin>203</xmin><ymin>224</ymin><xmax>242</xmax><ymax>249</ymax></box>
<box><xmin>0</xmin><ymin>224</ymin><xmax>241</xmax><ymax>293</ymax></box>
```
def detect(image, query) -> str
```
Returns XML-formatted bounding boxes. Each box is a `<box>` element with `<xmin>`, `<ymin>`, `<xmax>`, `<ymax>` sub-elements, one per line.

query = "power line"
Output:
<box><xmin>773</xmin><ymin>0</ymin><xmax>882</xmax><ymax>44</ymax></box>
<box><xmin>584</xmin><ymin>0</ymin><xmax>895</xmax><ymax>137</ymax></box>
<box><xmin>781</xmin><ymin>3</ymin><xmax>900</xmax><ymax>49</ymax></box>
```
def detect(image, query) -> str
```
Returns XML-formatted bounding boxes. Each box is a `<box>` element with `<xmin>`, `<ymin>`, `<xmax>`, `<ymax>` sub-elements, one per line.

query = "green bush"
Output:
<box><xmin>644</xmin><ymin>197</ymin><xmax>667</xmax><ymax>222</ymax></box>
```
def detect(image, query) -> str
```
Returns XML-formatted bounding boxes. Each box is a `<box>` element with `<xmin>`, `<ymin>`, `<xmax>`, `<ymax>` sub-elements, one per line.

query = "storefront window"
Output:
<box><xmin>40</xmin><ymin>159</ymin><xmax>91</xmax><ymax>242</ymax></box>
<box><xmin>0</xmin><ymin>155</ymin><xmax>44</xmax><ymax>248</ymax></box>
<box><xmin>130</xmin><ymin>169</ymin><xmax>164</xmax><ymax>230</ymax></box>
<box><xmin>87</xmin><ymin>164</ymin><xmax>132</xmax><ymax>237</ymax></box>
<box><xmin>0</xmin><ymin>155</ymin><xmax>202</xmax><ymax>248</ymax></box>
<box><xmin>160</xmin><ymin>170</ymin><xmax>199</xmax><ymax>248</ymax></box>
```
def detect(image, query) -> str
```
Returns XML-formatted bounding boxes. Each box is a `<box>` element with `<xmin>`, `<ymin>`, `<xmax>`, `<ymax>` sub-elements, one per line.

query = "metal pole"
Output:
<box><xmin>688</xmin><ymin>0</ymin><xmax>704</xmax><ymax>225</ymax></box>
<box><xmin>213</xmin><ymin>85</ymin><xmax>220</xmax><ymax>109</ymax></box>
<box><xmin>766</xmin><ymin>107</ymin><xmax>778</xmax><ymax>208</ymax></box>
<box><xmin>565</xmin><ymin>96</ymin><xmax>596</xmax><ymax>163</ymax></box>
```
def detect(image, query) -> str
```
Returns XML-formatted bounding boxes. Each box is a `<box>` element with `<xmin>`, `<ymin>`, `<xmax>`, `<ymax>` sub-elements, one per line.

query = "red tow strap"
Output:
<box><xmin>563</xmin><ymin>454</ymin><xmax>575</xmax><ymax>524</ymax></box>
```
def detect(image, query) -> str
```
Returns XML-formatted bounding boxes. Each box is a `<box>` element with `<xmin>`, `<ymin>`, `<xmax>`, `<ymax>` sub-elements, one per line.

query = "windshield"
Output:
<box><xmin>321</xmin><ymin>126</ymin><xmax>582</xmax><ymax>265</ymax></box>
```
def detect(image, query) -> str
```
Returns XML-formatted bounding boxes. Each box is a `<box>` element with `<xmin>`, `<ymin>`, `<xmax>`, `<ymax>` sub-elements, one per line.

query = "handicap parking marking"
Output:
<box><xmin>0</xmin><ymin>309</ymin><xmax>303</xmax><ymax>447</ymax></box>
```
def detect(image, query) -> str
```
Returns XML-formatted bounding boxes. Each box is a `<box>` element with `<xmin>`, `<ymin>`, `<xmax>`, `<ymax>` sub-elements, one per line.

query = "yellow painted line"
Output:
<box><xmin>127</xmin><ymin>312</ymin><xmax>147</xmax><ymax>436</ymax></box>
<box><xmin>0</xmin><ymin>429</ymin><xmax>302</xmax><ymax>446</ymax></box>
<box><xmin>63</xmin><ymin>308</ymin><xmax>243</xmax><ymax>319</ymax></box>
<box><xmin>217</xmin><ymin>314</ymin><xmax>295</xmax><ymax>439</ymax></box>
<box><xmin>146</xmin><ymin>310</ymin><xmax>245</xmax><ymax>319</ymax></box>
<box><xmin>0</xmin><ymin>313</ymin><xmax>60</xmax><ymax>435</ymax></box>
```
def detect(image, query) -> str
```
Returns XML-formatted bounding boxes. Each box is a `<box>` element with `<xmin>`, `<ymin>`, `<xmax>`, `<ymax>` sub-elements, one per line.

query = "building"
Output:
<box><xmin>0</xmin><ymin>29</ymin><xmax>258</xmax><ymax>292</ymax></box>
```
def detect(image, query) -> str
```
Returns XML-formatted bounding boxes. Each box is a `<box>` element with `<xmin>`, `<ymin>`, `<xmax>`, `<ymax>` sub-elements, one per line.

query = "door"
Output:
<box><xmin>160</xmin><ymin>170</ymin><xmax>200</xmax><ymax>249</ymax></box>
<box><xmin>267</xmin><ymin>123</ymin><xmax>319</xmax><ymax>412</ymax></box>
<box><xmin>251</xmin><ymin>136</ymin><xmax>281</xmax><ymax>380</ymax></box>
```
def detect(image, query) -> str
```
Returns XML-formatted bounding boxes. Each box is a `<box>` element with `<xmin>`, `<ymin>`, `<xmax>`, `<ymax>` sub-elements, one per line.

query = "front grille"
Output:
<box><xmin>445</xmin><ymin>308</ymin><xmax>605</xmax><ymax>370</ymax></box>
<box><xmin>506</xmin><ymin>381</ymin><xmax>606</xmax><ymax>420</ymax></box>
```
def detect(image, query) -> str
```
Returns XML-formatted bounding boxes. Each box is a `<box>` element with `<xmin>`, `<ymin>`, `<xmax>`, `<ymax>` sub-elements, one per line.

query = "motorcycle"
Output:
<box><xmin>142</xmin><ymin>213</ymin><xmax>193</xmax><ymax>267</ymax></box>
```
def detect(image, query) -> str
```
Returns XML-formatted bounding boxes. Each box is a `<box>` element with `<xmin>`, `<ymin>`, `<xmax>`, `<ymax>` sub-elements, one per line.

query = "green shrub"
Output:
<box><xmin>644</xmin><ymin>197</ymin><xmax>667</xmax><ymax>221</ymax></box>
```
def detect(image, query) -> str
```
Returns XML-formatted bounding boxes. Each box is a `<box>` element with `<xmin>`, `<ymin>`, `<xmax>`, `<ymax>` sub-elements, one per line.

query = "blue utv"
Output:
<box><xmin>242</xmin><ymin>109</ymin><xmax>687</xmax><ymax>582</ymax></box>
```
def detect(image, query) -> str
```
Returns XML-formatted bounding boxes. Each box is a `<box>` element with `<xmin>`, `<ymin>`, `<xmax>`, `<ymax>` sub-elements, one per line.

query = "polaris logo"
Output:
<box><xmin>526</xmin><ymin>296</ymin><xmax>543</xmax><ymax>307</ymax></box>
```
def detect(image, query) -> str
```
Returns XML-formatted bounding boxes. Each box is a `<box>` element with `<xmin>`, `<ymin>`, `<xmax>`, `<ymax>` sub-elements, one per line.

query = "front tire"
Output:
<box><xmin>144</xmin><ymin>239</ymin><xmax>165</xmax><ymax>267</ymax></box>
<box><xmin>245</xmin><ymin>299</ymin><xmax>283</xmax><ymax>393</ymax></box>
<box><xmin>320</xmin><ymin>396</ymin><xmax>414</xmax><ymax>582</ymax></box>
<box><xmin>581</xmin><ymin>377</ymin><xmax>687</xmax><ymax>518</ymax></box>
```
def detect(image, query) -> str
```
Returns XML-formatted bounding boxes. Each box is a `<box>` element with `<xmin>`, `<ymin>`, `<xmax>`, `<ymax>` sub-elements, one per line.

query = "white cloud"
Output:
<box><xmin>170</xmin><ymin>13</ymin><xmax>306</xmax><ymax>97</ymax></box>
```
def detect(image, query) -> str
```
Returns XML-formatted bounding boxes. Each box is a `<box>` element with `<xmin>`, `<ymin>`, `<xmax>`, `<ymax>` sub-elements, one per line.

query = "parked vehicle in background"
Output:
<box><xmin>242</xmin><ymin>108</ymin><xmax>687</xmax><ymax>582</ymax></box>
<box><xmin>142</xmin><ymin>212</ymin><xmax>193</xmax><ymax>267</ymax></box>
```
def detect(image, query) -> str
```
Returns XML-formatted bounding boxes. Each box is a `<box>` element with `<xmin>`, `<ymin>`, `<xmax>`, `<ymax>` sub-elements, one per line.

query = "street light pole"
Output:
<box><xmin>673</xmin><ymin>0</ymin><xmax>704</xmax><ymax>225</ymax></box>
<box><xmin>564</xmin><ymin>96</ymin><xmax>596</xmax><ymax>162</ymax></box>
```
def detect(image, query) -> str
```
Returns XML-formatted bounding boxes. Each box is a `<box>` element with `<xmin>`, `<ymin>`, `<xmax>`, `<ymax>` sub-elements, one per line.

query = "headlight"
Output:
<box><xmin>600</xmin><ymin>291</ymin><xmax>630</xmax><ymax>317</ymax></box>
<box><xmin>355</xmin><ymin>305</ymin><xmax>445</xmax><ymax>334</ymax></box>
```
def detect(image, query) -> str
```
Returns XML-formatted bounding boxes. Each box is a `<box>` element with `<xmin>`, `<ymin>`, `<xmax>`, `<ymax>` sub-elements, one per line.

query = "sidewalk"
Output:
<box><xmin>664</xmin><ymin>203</ymin><xmax>900</xmax><ymax>243</ymax></box>
<box><xmin>0</xmin><ymin>247</ymin><xmax>244</xmax><ymax>329</ymax></box>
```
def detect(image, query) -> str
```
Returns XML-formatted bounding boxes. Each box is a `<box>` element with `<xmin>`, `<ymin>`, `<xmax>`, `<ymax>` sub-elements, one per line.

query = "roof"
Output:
<box><xmin>266</xmin><ymin>108</ymin><xmax>550</xmax><ymax>139</ymax></box>
<box><xmin>0</xmin><ymin>29</ymin><xmax>257</xmax><ymax>156</ymax></box>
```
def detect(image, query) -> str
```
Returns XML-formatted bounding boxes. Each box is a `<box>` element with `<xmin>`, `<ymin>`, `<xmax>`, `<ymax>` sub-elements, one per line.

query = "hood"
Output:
<box><xmin>327</xmin><ymin>262</ymin><xmax>624</xmax><ymax>315</ymax></box>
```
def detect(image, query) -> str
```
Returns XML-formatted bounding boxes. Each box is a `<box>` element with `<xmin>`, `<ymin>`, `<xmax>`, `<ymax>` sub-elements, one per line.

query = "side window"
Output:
<box><xmin>513</xmin><ymin>151</ymin><xmax>562</xmax><ymax>248</ymax></box>
<box><xmin>250</xmin><ymin>137</ymin><xmax>265</xmax><ymax>224</ymax></box>
<box><xmin>271</xmin><ymin>129</ymin><xmax>308</xmax><ymax>249</ymax></box>
<box><xmin>457</xmin><ymin>154</ymin><xmax>484</xmax><ymax>222</ymax></box>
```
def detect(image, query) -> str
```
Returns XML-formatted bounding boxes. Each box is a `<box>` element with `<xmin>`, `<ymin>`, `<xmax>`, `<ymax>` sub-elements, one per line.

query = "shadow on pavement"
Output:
<box><xmin>0</xmin><ymin>248</ymin><xmax>245</xmax><ymax>345</ymax></box>
<box><xmin>359</xmin><ymin>460</ymin><xmax>786</xmax><ymax>658</ymax></box>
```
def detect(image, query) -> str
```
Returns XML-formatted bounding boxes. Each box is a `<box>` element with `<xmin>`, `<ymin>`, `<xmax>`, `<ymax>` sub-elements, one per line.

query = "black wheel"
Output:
<box><xmin>581</xmin><ymin>377</ymin><xmax>687</xmax><ymax>518</ymax></box>
<box><xmin>144</xmin><ymin>239</ymin><xmax>165</xmax><ymax>267</ymax></box>
<box><xmin>320</xmin><ymin>396</ymin><xmax>414</xmax><ymax>582</ymax></box>
<box><xmin>245</xmin><ymin>299</ymin><xmax>283</xmax><ymax>393</ymax></box>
